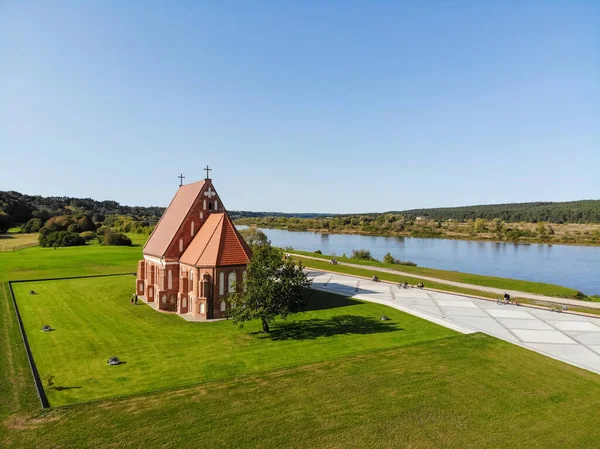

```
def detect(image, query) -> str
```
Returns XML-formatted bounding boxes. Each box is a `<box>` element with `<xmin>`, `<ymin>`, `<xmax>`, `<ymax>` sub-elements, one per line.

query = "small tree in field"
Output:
<box><xmin>226</xmin><ymin>246</ymin><xmax>312</xmax><ymax>333</ymax></box>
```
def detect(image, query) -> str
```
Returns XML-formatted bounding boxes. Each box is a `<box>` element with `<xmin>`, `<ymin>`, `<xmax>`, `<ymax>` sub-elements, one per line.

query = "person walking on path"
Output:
<box><xmin>134</xmin><ymin>294</ymin><xmax>138</xmax><ymax>305</ymax></box>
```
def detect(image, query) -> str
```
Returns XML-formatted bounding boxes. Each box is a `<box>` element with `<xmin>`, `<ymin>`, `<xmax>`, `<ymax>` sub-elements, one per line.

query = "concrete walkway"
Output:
<box><xmin>291</xmin><ymin>253</ymin><xmax>600</xmax><ymax>309</ymax></box>
<box><xmin>307</xmin><ymin>269</ymin><xmax>600</xmax><ymax>375</ymax></box>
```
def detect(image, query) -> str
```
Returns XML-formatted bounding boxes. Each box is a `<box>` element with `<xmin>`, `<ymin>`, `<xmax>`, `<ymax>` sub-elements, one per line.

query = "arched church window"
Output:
<box><xmin>200</xmin><ymin>212</ymin><xmax>204</xmax><ymax>219</ymax></box>
<box><xmin>228</xmin><ymin>272</ymin><xmax>237</xmax><ymax>293</ymax></box>
<box><xmin>168</xmin><ymin>270</ymin><xmax>173</xmax><ymax>289</ymax></box>
<box><xmin>209</xmin><ymin>202</ymin><xmax>213</xmax><ymax>210</ymax></box>
<box><xmin>200</xmin><ymin>302</ymin><xmax>205</xmax><ymax>314</ymax></box>
<box><xmin>190</xmin><ymin>270</ymin><xmax>194</xmax><ymax>281</ymax></box>
<box><xmin>182</xmin><ymin>297</ymin><xmax>187</xmax><ymax>308</ymax></box>
<box><xmin>220</xmin><ymin>300</ymin><xmax>227</xmax><ymax>312</ymax></box>
<box><xmin>191</xmin><ymin>221</ymin><xmax>195</xmax><ymax>236</ymax></box>
<box><xmin>179</xmin><ymin>239</ymin><xmax>183</xmax><ymax>252</ymax></box>
<box><xmin>215</xmin><ymin>200</ymin><xmax>219</xmax><ymax>210</ymax></box>
<box><xmin>203</xmin><ymin>200</ymin><xmax>206</xmax><ymax>210</ymax></box>
<box><xmin>219</xmin><ymin>272</ymin><xmax>225</xmax><ymax>295</ymax></box>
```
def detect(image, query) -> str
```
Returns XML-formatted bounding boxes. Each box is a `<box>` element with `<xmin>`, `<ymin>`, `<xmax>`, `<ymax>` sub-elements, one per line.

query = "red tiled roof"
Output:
<box><xmin>143</xmin><ymin>180</ymin><xmax>205</xmax><ymax>258</ymax></box>
<box><xmin>180</xmin><ymin>213</ymin><xmax>252</xmax><ymax>267</ymax></box>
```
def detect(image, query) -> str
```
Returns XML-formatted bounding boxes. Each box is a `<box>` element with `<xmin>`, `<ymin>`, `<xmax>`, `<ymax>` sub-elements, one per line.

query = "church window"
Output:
<box><xmin>182</xmin><ymin>297</ymin><xmax>187</xmax><ymax>308</ymax></box>
<box><xmin>140</xmin><ymin>283</ymin><xmax>145</xmax><ymax>294</ymax></box>
<box><xmin>208</xmin><ymin>202</ymin><xmax>213</xmax><ymax>210</ymax></box>
<box><xmin>243</xmin><ymin>270</ymin><xmax>247</xmax><ymax>292</ymax></box>
<box><xmin>215</xmin><ymin>200</ymin><xmax>219</xmax><ymax>210</ymax></box>
<box><xmin>168</xmin><ymin>270</ymin><xmax>173</xmax><ymax>289</ymax></box>
<box><xmin>203</xmin><ymin>199</ymin><xmax>206</xmax><ymax>210</ymax></box>
<box><xmin>189</xmin><ymin>270</ymin><xmax>193</xmax><ymax>281</ymax></box>
<box><xmin>179</xmin><ymin>239</ymin><xmax>183</xmax><ymax>252</ymax></box>
<box><xmin>228</xmin><ymin>272</ymin><xmax>237</xmax><ymax>293</ymax></box>
<box><xmin>200</xmin><ymin>302</ymin><xmax>205</xmax><ymax>314</ymax></box>
<box><xmin>161</xmin><ymin>295</ymin><xmax>166</xmax><ymax>305</ymax></box>
<box><xmin>149</xmin><ymin>287</ymin><xmax>153</xmax><ymax>297</ymax></box>
<box><xmin>219</xmin><ymin>272</ymin><xmax>225</xmax><ymax>295</ymax></box>
<box><xmin>200</xmin><ymin>212</ymin><xmax>204</xmax><ymax>219</ymax></box>
<box><xmin>220</xmin><ymin>300</ymin><xmax>227</xmax><ymax>312</ymax></box>
<box><xmin>191</xmin><ymin>221</ymin><xmax>195</xmax><ymax>236</ymax></box>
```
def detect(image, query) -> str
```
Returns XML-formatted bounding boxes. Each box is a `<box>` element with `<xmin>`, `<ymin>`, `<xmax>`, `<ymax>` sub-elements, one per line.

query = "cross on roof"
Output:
<box><xmin>204</xmin><ymin>165</ymin><xmax>212</xmax><ymax>179</ymax></box>
<box><xmin>178</xmin><ymin>173</ymin><xmax>185</xmax><ymax>187</ymax></box>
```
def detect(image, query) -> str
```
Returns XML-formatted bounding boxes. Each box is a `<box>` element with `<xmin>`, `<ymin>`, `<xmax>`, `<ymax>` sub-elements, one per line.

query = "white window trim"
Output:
<box><xmin>219</xmin><ymin>272</ymin><xmax>225</xmax><ymax>295</ymax></box>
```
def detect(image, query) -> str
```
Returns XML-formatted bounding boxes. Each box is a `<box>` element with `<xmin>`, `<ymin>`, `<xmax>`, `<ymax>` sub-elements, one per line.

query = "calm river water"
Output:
<box><xmin>246</xmin><ymin>227</ymin><xmax>600</xmax><ymax>295</ymax></box>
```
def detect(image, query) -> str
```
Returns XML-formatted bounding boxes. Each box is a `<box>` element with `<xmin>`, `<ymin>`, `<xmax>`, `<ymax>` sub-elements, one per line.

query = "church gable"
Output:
<box><xmin>143</xmin><ymin>179</ymin><xmax>226</xmax><ymax>259</ymax></box>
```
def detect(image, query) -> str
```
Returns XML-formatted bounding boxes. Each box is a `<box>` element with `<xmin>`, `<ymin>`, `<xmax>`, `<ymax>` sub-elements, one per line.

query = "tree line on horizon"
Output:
<box><xmin>2</xmin><ymin>190</ymin><xmax>600</xmax><ymax>235</ymax></box>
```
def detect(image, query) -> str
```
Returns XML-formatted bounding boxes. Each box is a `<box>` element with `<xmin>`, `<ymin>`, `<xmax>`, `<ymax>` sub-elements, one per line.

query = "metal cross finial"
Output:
<box><xmin>178</xmin><ymin>173</ymin><xmax>185</xmax><ymax>187</ymax></box>
<box><xmin>204</xmin><ymin>165</ymin><xmax>212</xmax><ymax>179</ymax></box>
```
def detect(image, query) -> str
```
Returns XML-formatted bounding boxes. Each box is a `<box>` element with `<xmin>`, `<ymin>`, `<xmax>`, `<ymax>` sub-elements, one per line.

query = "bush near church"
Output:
<box><xmin>39</xmin><ymin>230</ymin><xmax>86</xmax><ymax>248</ymax></box>
<box><xmin>98</xmin><ymin>228</ymin><xmax>132</xmax><ymax>246</ymax></box>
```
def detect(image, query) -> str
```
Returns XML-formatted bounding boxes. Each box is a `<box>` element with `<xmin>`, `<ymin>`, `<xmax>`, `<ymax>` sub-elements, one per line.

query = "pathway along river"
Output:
<box><xmin>242</xmin><ymin>227</ymin><xmax>600</xmax><ymax>295</ymax></box>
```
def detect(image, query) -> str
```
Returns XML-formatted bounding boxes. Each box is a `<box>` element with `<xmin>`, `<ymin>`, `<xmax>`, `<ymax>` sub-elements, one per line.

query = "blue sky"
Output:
<box><xmin>1</xmin><ymin>1</ymin><xmax>598</xmax><ymax>213</ymax></box>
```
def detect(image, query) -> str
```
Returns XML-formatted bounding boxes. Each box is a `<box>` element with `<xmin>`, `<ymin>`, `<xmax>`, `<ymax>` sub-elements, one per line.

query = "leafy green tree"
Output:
<box><xmin>0</xmin><ymin>212</ymin><xmax>15</xmax><ymax>233</ymax></box>
<box><xmin>226</xmin><ymin>246</ymin><xmax>312</xmax><ymax>333</ymax></box>
<box><xmin>238</xmin><ymin>227</ymin><xmax>270</xmax><ymax>249</ymax></box>
<box><xmin>474</xmin><ymin>218</ymin><xmax>487</xmax><ymax>233</ymax></box>
<box><xmin>21</xmin><ymin>218</ymin><xmax>43</xmax><ymax>233</ymax></box>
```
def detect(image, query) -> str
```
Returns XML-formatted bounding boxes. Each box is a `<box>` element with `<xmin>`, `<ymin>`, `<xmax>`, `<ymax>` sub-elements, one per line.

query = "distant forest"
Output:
<box><xmin>1</xmin><ymin>191</ymin><xmax>600</xmax><ymax>233</ymax></box>
<box><xmin>391</xmin><ymin>200</ymin><xmax>600</xmax><ymax>224</ymax></box>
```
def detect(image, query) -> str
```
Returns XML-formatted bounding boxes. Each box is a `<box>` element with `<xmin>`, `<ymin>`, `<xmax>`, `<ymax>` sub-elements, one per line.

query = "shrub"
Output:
<box><xmin>79</xmin><ymin>231</ymin><xmax>97</xmax><ymax>241</ymax></box>
<box><xmin>67</xmin><ymin>223</ymin><xmax>82</xmax><ymax>233</ymax></box>
<box><xmin>314</xmin><ymin>250</ymin><xmax>322</xmax><ymax>254</ymax></box>
<box><xmin>383</xmin><ymin>252</ymin><xmax>417</xmax><ymax>266</ymax></box>
<box><xmin>99</xmin><ymin>229</ymin><xmax>132</xmax><ymax>246</ymax></box>
<box><xmin>39</xmin><ymin>231</ymin><xmax>86</xmax><ymax>248</ymax></box>
<box><xmin>351</xmin><ymin>249</ymin><xmax>374</xmax><ymax>261</ymax></box>
<box><xmin>21</xmin><ymin>217</ymin><xmax>43</xmax><ymax>233</ymax></box>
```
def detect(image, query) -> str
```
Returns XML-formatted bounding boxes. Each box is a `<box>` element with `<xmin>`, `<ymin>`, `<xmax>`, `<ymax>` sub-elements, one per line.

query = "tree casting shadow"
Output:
<box><xmin>264</xmin><ymin>315</ymin><xmax>401</xmax><ymax>341</ymax></box>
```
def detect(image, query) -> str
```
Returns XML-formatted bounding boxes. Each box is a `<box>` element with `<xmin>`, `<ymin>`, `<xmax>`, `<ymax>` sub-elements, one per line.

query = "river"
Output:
<box><xmin>244</xmin><ymin>227</ymin><xmax>600</xmax><ymax>295</ymax></box>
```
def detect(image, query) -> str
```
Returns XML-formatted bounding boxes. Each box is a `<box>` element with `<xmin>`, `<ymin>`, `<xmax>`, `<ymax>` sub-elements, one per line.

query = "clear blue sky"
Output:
<box><xmin>1</xmin><ymin>1</ymin><xmax>598</xmax><ymax>213</ymax></box>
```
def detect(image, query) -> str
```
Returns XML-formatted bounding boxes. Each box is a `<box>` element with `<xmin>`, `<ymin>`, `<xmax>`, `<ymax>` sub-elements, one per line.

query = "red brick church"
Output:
<box><xmin>135</xmin><ymin>168</ymin><xmax>252</xmax><ymax>319</ymax></box>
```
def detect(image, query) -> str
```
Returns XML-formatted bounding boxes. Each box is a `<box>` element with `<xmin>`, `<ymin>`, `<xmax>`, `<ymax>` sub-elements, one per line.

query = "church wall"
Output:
<box><xmin>212</xmin><ymin>265</ymin><xmax>246</xmax><ymax>319</ymax></box>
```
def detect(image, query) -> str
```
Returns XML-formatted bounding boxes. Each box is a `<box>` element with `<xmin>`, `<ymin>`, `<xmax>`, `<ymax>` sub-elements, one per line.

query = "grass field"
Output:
<box><xmin>13</xmin><ymin>275</ymin><xmax>455</xmax><ymax>406</ymax></box>
<box><xmin>0</xmin><ymin>233</ymin><xmax>39</xmax><ymax>252</ymax></box>
<box><xmin>287</xmin><ymin>249</ymin><xmax>583</xmax><ymax>299</ymax></box>
<box><xmin>3</xmin><ymin>235</ymin><xmax>600</xmax><ymax>447</ymax></box>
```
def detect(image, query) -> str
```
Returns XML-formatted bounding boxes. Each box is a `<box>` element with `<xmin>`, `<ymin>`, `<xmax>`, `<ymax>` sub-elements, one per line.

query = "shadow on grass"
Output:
<box><xmin>0</xmin><ymin>234</ymin><xmax>16</xmax><ymax>239</ymax></box>
<box><xmin>263</xmin><ymin>315</ymin><xmax>401</xmax><ymax>341</ymax></box>
<box><xmin>50</xmin><ymin>385</ymin><xmax>82</xmax><ymax>391</ymax></box>
<box><xmin>302</xmin><ymin>290</ymin><xmax>363</xmax><ymax>312</ymax></box>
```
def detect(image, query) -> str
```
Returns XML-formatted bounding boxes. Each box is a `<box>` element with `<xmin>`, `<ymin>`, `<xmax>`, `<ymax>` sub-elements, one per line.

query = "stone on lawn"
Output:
<box><xmin>107</xmin><ymin>356</ymin><xmax>122</xmax><ymax>366</ymax></box>
<box><xmin>380</xmin><ymin>315</ymin><xmax>390</xmax><ymax>321</ymax></box>
<box><xmin>41</xmin><ymin>325</ymin><xmax>52</xmax><ymax>332</ymax></box>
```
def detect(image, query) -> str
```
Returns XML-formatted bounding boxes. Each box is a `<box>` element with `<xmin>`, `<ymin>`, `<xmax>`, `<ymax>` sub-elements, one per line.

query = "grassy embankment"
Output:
<box><xmin>3</xmin><ymin>235</ymin><xmax>600</xmax><ymax>447</ymax></box>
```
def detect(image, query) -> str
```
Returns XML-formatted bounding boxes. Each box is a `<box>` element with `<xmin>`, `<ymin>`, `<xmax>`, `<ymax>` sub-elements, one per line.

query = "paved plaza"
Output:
<box><xmin>307</xmin><ymin>269</ymin><xmax>600</xmax><ymax>375</ymax></box>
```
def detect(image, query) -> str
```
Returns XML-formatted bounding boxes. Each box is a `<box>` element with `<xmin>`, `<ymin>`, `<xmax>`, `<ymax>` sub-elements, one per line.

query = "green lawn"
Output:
<box><xmin>287</xmin><ymin>249</ymin><xmax>583</xmax><ymax>298</ymax></box>
<box><xmin>0</xmin><ymin>234</ymin><xmax>145</xmax><ymax>282</ymax></box>
<box><xmin>13</xmin><ymin>275</ymin><xmax>456</xmax><ymax>406</ymax></box>
<box><xmin>3</xmin><ymin>332</ymin><xmax>600</xmax><ymax>449</ymax></box>
<box><xmin>3</xmin><ymin>235</ymin><xmax>600</xmax><ymax>448</ymax></box>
